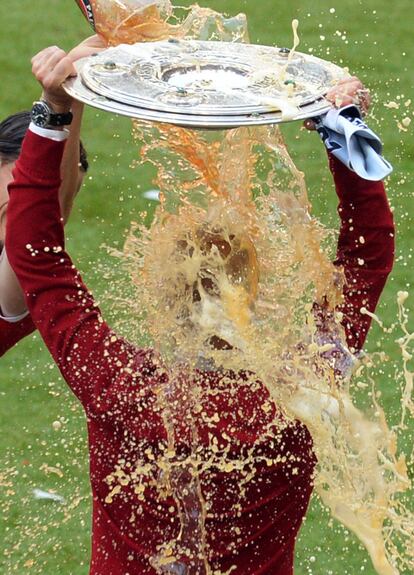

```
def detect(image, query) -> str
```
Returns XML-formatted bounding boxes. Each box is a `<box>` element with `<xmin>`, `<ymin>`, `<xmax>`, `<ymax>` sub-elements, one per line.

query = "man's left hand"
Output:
<box><xmin>31</xmin><ymin>35</ymin><xmax>107</xmax><ymax>114</ymax></box>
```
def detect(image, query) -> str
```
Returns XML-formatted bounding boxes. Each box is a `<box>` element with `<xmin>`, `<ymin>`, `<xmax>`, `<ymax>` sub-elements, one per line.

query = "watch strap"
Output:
<box><xmin>47</xmin><ymin>110</ymin><xmax>73</xmax><ymax>127</ymax></box>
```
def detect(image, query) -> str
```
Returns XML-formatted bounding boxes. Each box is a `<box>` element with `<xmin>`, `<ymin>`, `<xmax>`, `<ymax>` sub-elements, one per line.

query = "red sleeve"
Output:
<box><xmin>5</xmin><ymin>130</ymin><xmax>140</xmax><ymax>410</ymax></box>
<box><xmin>0</xmin><ymin>315</ymin><xmax>35</xmax><ymax>357</ymax></box>
<box><xmin>329</xmin><ymin>155</ymin><xmax>395</xmax><ymax>352</ymax></box>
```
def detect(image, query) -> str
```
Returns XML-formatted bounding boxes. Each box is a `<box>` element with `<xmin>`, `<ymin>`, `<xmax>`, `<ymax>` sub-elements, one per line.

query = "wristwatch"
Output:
<box><xmin>31</xmin><ymin>100</ymin><xmax>73</xmax><ymax>128</ymax></box>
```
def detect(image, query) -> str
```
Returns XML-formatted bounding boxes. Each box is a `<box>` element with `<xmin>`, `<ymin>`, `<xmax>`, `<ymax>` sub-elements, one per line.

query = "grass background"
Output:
<box><xmin>0</xmin><ymin>1</ymin><xmax>413</xmax><ymax>574</ymax></box>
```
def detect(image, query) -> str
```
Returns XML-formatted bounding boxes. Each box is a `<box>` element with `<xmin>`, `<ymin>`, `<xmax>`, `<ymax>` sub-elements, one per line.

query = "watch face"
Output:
<box><xmin>31</xmin><ymin>102</ymin><xmax>50</xmax><ymax>127</ymax></box>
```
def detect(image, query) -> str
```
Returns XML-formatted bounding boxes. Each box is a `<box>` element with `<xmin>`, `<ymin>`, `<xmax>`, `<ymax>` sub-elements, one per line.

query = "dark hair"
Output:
<box><xmin>0</xmin><ymin>110</ymin><xmax>88</xmax><ymax>172</ymax></box>
<box><xmin>79</xmin><ymin>140</ymin><xmax>89</xmax><ymax>173</ymax></box>
<box><xmin>0</xmin><ymin>111</ymin><xmax>31</xmax><ymax>162</ymax></box>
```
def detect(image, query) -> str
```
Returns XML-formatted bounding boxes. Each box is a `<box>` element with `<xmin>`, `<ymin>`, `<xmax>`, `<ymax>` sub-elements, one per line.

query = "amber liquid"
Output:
<box><xmin>85</xmin><ymin>0</ymin><xmax>173</xmax><ymax>44</ymax></box>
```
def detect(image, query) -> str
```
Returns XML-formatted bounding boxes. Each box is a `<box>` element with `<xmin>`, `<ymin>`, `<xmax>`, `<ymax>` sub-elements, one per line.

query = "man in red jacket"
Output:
<box><xmin>5</xmin><ymin>45</ymin><xmax>394</xmax><ymax>575</ymax></box>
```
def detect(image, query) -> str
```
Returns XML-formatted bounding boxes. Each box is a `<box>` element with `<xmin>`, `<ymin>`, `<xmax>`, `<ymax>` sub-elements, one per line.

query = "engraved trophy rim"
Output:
<box><xmin>64</xmin><ymin>39</ymin><xmax>348</xmax><ymax>128</ymax></box>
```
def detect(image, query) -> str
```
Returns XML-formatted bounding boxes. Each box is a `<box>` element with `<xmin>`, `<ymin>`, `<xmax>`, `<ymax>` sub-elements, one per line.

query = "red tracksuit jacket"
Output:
<box><xmin>0</xmin><ymin>314</ymin><xmax>34</xmax><ymax>356</ymax></box>
<box><xmin>5</xmin><ymin>131</ymin><xmax>394</xmax><ymax>574</ymax></box>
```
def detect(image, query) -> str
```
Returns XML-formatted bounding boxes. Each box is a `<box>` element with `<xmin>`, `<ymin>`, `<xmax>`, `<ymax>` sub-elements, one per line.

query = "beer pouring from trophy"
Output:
<box><xmin>67</xmin><ymin>5</ymin><xmax>351</xmax><ymax>575</ymax></box>
<box><xmin>75</xmin><ymin>0</ymin><xmax>173</xmax><ymax>43</ymax></box>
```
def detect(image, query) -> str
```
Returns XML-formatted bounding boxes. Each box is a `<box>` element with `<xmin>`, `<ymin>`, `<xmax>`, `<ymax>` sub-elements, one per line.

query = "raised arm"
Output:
<box><xmin>0</xmin><ymin>37</ymin><xmax>104</xmax><ymax>356</ymax></box>
<box><xmin>330</xmin><ymin>156</ymin><xmax>394</xmax><ymax>352</ymax></box>
<box><xmin>5</xmin><ymin>44</ymin><xmax>145</xmax><ymax>410</ymax></box>
<box><xmin>326</xmin><ymin>80</ymin><xmax>394</xmax><ymax>352</ymax></box>
<box><xmin>0</xmin><ymin>37</ymin><xmax>104</xmax><ymax>311</ymax></box>
<box><xmin>311</xmin><ymin>78</ymin><xmax>394</xmax><ymax>359</ymax></box>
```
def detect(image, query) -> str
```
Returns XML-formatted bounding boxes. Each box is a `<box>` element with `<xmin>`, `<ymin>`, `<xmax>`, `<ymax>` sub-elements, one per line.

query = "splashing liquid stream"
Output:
<box><xmin>81</xmin><ymin>2</ymin><xmax>413</xmax><ymax>574</ymax></box>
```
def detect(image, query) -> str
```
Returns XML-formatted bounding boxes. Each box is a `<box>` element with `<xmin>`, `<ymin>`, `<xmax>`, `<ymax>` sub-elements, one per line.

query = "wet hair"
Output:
<box><xmin>0</xmin><ymin>110</ymin><xmax>89</xmax><ymax>171</ymax></box>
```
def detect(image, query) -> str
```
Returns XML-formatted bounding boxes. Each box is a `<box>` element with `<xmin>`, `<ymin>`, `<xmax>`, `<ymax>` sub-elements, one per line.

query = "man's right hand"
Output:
<box><xmin>304</xmin><ymin>76</ymin><xmax>371</xmax><ymax>131</ymax></box>
<box><xmin>31</xmin><ymin>35</ymin><xmax>107</xmax><ymax>113</ymax></box>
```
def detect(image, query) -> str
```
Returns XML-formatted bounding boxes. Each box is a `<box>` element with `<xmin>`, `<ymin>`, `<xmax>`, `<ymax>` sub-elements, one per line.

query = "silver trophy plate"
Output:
<box><xmin>64</xmin><ymin>40</ymin><xmax>347</xmax><ymax>128</ymax></box>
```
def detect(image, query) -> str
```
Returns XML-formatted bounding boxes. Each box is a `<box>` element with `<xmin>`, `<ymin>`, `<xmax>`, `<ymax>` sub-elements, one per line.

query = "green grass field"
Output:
<box><xmin>0</xmin><ymin>1</ymin><xmax>413</xmax><ymax>574</ymax></box>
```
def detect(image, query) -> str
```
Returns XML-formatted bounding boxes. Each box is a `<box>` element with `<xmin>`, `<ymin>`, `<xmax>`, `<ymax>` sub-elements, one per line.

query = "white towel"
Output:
<box><xmin>314</xmin><ymin>105</ymin><xmax>393</xmax><ymax>181</ymax></box>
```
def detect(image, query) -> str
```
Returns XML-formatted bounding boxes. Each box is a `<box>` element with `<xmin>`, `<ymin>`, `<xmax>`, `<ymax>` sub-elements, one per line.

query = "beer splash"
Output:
<box><xmin>124</xmin><ymin>120</ymin><xmax>414</xmax><ymax>575</ymax></box>
<box><xmin>83</xmin><ymin>0</ymin><xmax>249</xmax><ymax>45</ymax></box>
<box><xmin>82</xmin><ymin>2</ymin><xmax>413</xmax><ymax>574</ymax></box>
